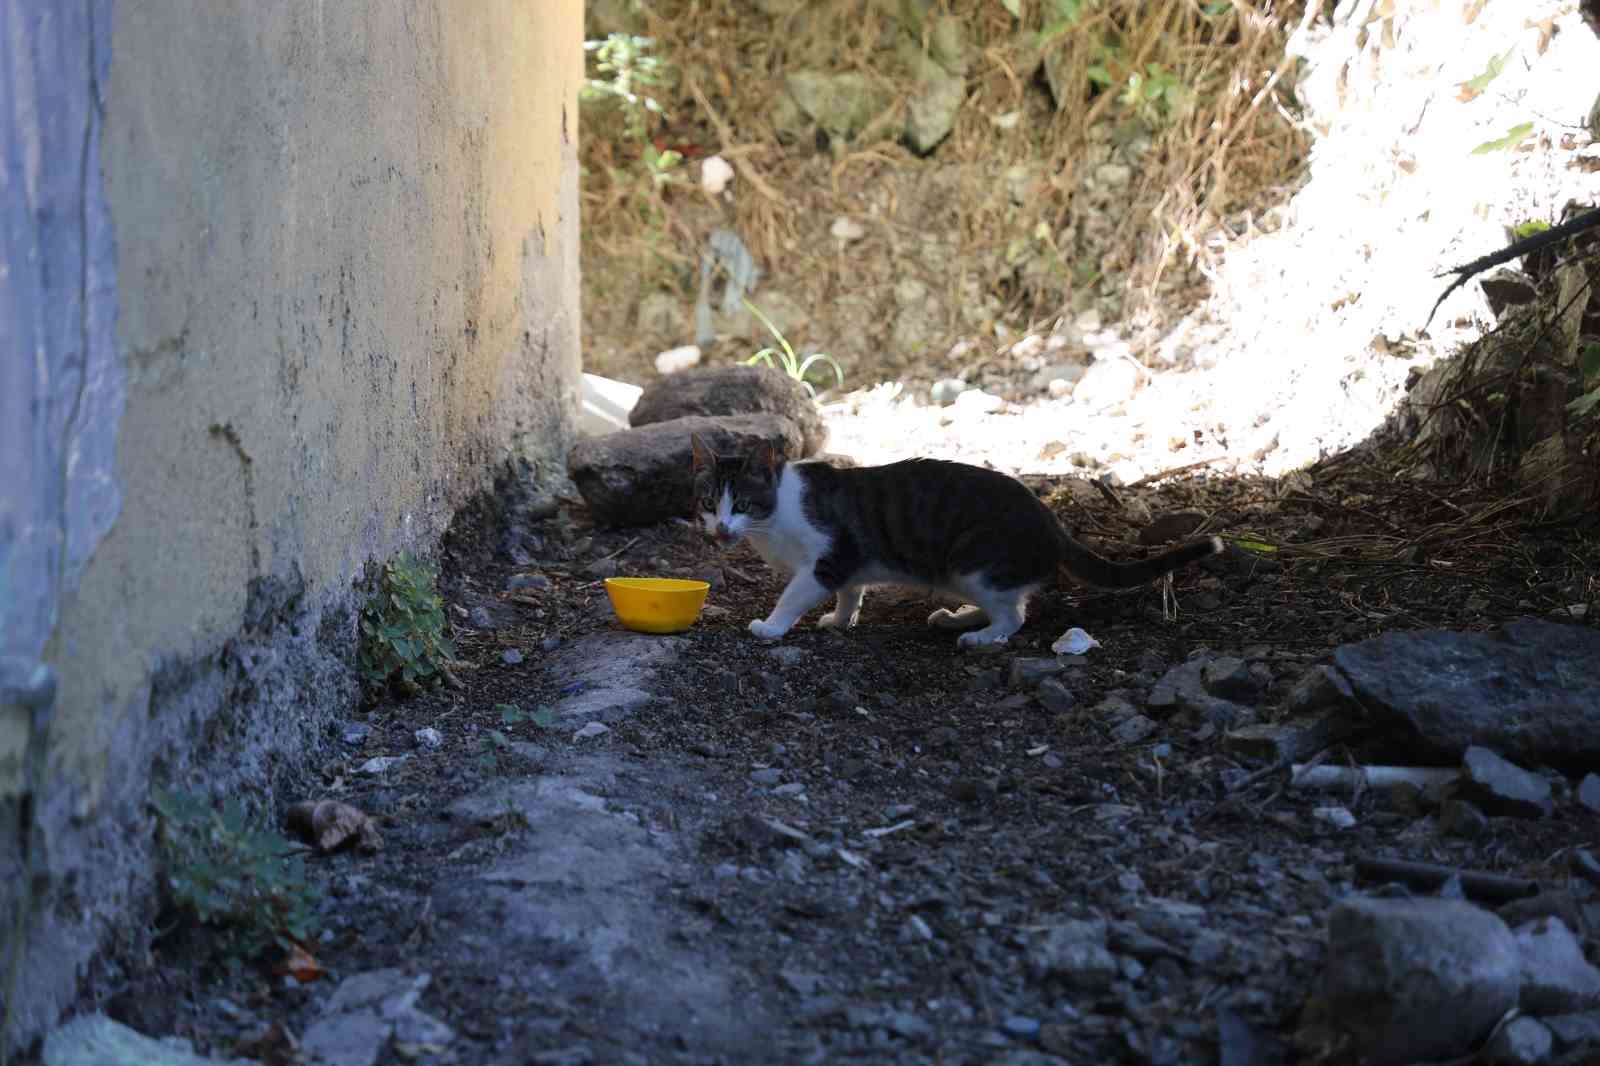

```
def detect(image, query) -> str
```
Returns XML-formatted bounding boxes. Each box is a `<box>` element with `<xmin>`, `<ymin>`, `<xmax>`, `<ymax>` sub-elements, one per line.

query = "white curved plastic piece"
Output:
<box><xmin>1051</xmin><ymin>627</ymin><xmax>1101</xmax><ymax>655</ymax></box>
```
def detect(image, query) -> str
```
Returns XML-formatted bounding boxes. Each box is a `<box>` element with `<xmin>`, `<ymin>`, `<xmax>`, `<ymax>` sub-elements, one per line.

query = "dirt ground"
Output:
<box><xmin>91</xmin><ymin>436</ymin><xmax>1600</xmax><ymax>1066</ymax></box>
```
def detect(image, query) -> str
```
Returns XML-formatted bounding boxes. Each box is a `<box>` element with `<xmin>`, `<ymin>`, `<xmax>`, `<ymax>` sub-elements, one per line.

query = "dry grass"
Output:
<box><xmin>580</xmin><ymin>0</ymin><xmax>1311</xmax><ymax>377</ymax></box>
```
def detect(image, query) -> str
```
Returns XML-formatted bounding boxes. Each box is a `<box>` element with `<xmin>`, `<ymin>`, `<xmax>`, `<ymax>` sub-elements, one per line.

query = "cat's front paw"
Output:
<box><xmin>957</xmin><ymin>630</ymin><xmax>1010</xmax><ymax>653</ymax></box>
<box><xmin>748</xmin><ymin>618</ymin><xmax>789</xmax><ymax>641</ymax></box>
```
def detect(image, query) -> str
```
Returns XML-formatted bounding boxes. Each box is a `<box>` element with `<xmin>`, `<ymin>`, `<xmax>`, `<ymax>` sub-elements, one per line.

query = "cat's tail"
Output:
<box><xmin>1055</xmin><ymin>529</ymin><xmax>1225</xmax><ymax>589</ymax></box>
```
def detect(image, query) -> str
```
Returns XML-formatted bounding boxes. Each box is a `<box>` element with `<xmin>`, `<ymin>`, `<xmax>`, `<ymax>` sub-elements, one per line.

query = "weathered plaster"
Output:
<box><xmin>1</xmin><ymin>0</ymin><xmax>581</xmax><ymax>1050</ymax></box>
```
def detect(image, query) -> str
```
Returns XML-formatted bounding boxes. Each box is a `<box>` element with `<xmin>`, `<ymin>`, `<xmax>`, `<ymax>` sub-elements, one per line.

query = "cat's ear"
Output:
<box><xmin>689</xmin><ymin>433</ymin><xmax>715</xmax><ymax>473</ymax></box>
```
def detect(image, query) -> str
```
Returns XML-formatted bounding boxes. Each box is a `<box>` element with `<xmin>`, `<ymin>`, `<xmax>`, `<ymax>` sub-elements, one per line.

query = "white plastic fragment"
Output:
<box><xmin>1052</xmin><ymin>628</ymin><xmax>1101</xmax><ymax>656</ymax></box>
<box><xmin>862</xmin><ymin>819</ymin><xmax>915</xmax><ymax>839</ymax></box>
<box><xmin>700</xmin><ymin>154</ymin><xmax>734</xmax><ymax>195</ymax></box>
<box><xmin>1313</xmin><ymin>805</ymin><xmax>1357</xmax><ymax>829</ymax></box>
<box><xmin>654</xmin><ymin>345</ymin><xmax>702</xmax><ymax>375</ymax></box>
<box><xmin>573</xmin><ymin>721</ymin><xmax>609</xmax><ymax>740</ymax></box>
<box><xmin>358</xmin><ymin>755</ymin><xmax>409</xmax><ymax>775</ymax></box>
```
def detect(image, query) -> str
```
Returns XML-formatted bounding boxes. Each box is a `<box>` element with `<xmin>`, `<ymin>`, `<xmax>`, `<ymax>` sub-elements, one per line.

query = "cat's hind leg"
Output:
<box><xmin>927</xmin><ymin>604</ymin><xmax>989</xmax><ymax>631</ymax></box>
<box><xmin>953</xmin><ymin>584</ymin><xmax>1036</xmax><ymax>650</ymax></box>
<box><xmin>817</xmin><ymin>584</ymin><xmax>865</xmax><ymax>629</ymax></box>
<box><xmin>749</xmin><ymin>569</ymin><xmax>832</xmax><ymax>641</ymax></box>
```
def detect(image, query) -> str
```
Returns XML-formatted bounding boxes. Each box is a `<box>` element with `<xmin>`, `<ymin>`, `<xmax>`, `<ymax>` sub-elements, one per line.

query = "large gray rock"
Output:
<box><xmin>1328</xmin><ymin>620</ymin><xmax>1600</xmax><ymax>768</ymax></box>
<box><xmin>1324</xmin><ymin>897</ymin><xmax>1521</xmax><ymax>1066</ymax></box>
<box><xmin>1515</xmin><ymin>917</ymin><xmax>1600</xmax><ymax>1013</ymax></box>
<box><xmin>568</xmin><ymin>413</ymin><xmax>804</xmax><ymax>527</ymax></box>
<box><xmin>629</xmin><ymin>365</ymin><xmax>826</xmax><ymax>457</ymax></box>
<box><xmin>781</xmin><ymin>71</ymin><xmax>892</xmax><ymax>142</ymax></box>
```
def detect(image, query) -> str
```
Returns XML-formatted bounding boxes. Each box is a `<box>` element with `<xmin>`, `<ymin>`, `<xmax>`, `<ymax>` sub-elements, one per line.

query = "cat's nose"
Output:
<box><xmin>715</xmin><ymin>522</ymin><xmax>735</xmax><ymax>542</ymax></box>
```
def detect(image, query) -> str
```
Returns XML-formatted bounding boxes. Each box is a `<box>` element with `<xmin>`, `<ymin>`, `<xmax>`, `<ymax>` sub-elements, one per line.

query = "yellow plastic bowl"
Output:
<box><xmin>604</xmin><ymin>577</ymin><xmax>710</xmax><ymax>634</ymax></box>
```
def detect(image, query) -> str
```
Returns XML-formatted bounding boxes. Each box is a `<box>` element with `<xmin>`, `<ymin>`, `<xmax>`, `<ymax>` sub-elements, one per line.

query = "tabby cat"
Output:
<box><xmin>690</xmin><ymin>434</ymin><xmax>1222</xmax><ymax>647</ymax></box>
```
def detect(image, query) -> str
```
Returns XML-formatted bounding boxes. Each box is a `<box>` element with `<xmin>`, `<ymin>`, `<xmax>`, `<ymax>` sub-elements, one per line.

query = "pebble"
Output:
<box><xmin>573</xmin><ymin>722</ymin><xmax>609</xmax><ymax>740</ymax></box>
<box><xmin>1579</xmin><ymin>773</ymin><xmax>1600</xmax><ymax>814</ymax></box>
<box><xmin>1439</xmin><ymin>798</ymin><xmax>1489</xmax><ymax>839</ymax></box>
<box><xmin>654</xmin><ymin>344</ymin><xmax>702</xmax><ymax>375</ymax></box>
<box><xmin>930</xmin><ymin>378</ymin><xmax>967</xmax><ymax>406</ymax></box>
<box><xmin>750</xmin><ymin>768</ymin><xmax>784</xmax><ymax>786</ymax></box>
<box><xmin>468</xmin><ymin>606</ymin><xmax>494</xmax><ymax>629</ymax></box>
<box><xmin>501</xmin><ymin>648</ymin><xmax>524</xmax><ymax>665</ymax></box>
<box><xmin>1514</xmin><ymin>916</ymin><xmax>1600</xmax><ymax>1013</ymax></box>
<box><xmin>1484</xmin><ymin>1015</ymin><xmax>1554</xmax><ymax>1065</ymax></box>
<box><xmin>541</xmin><ymin>636</ymin><xmax>562</xmax><ymax>652</ymax></box>
<box><xmin>505</xmin><ymin>573</ymin><xmax>550</xmax><ymax>592</ymax></box>
<box><xmin>341</xmin><ymin>723</ymin><xmax>371</xmax><ymax>746</ymax></box>
<box><xmin>1460</xmin><ymin>746</ymin><xmax>1553</xmax><ymax>819</ymax></box>
<box><xmin>830</xmin><ymin>216</ymin><xmax>866</xmax><ymax>241</ymax></box>
<box><xmin>1313</xmin><ymin>805</ymin><xmax>1357</xmax><ymax>830</ymax></box>
<box><xmin>1026</xmin><ymin>919</ymin><xmax>1119</xmax><ymax>991</ymax></box>
<box><xmin>1110</xmin><ymin>714</ymin><xmax>1156</xmax><ymax>745</ymax></box>
<box><xmin>413</xmin><ymin>727</ymin><xmax>443</xmax><ymax>750</ymax></box>
<box><xmin>773</xmin><ymin>782</ymin><xmax>806</xmax><ymax>797</ymax></box>
<box><xmin>1002</xmin><ymin>1016</ymin><xmax>1041</xmax><ymax>1039</ymax></box>
<box><xmin>587</xmin><ymin>557</ymin><xmax>621</xmax><ymax>579</ymax></box>
<box><xmin>1036</xmin><ymin>678</ymin><xmax>1075</xmax><ymax>714</ymax></box>
<box><xmin>1010</xmin><ymin>657</ymin><xmax>1066</xmax><ymax>687</ymax></box>
<box><xmin>357</xmin><ymin>755</ymin><xmax>409</xmax><ymax>775</ymax></box>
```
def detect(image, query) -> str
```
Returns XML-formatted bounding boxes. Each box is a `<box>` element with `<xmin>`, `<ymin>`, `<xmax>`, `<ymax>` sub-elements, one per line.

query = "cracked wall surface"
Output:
<box><xmin>0</xmin><ymin>0</ymin><xmax>582</xmax><ymax>1050</ymax></box>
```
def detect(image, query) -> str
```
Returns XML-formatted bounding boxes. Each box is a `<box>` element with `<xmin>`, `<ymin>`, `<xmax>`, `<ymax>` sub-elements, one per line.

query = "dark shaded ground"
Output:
<box><xmin>96</xmin><ymin>450</ymin><xmax>1600</xmax><ymax>1065</ymax></box>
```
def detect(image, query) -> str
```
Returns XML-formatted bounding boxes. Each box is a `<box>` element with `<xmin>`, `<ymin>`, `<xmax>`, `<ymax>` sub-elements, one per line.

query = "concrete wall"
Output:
<box><xmin>0</xmin><ymin>0</ymin><xmax>581</xmax><ymax>1048</ymax></box>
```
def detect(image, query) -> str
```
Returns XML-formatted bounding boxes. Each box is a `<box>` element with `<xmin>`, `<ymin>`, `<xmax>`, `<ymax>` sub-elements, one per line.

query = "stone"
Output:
<box><xmin>1027</xmin><ymin>919</ymin><xmax>1119</xmax><ymax>991</ymax></box>
<box><xmin>1201</xmin><ymin>657</ymin><xmax>1260</xmax><ymax>701</ymax></box>
<box><xmin>1514</xmin><ymin>917</ymin><xmax>1600</xmax><ymax>1013</ymax></box>
<box><xmin>930</xmin><ymin>378</ymin><xmax>967</xmax><ymax>406</ymax></box>
<box><xmin>1223</xmin><ymin>718</ymin><xmax>1344</xmax><ymax>765</ymax></box>
<box><xmin>628</xmin><ymin>365</ymin><xmax>825</xmax><ymax>456</ymax></box>
<box><xmin>1010</xmin><ymin>657</ymin><xmax>1066</xmax><ymax>687</ymax></box>
<box><xmin>1479</xmin><ymin>268</ymin><xmax>1538</xmax><ymax>316</ymax></box>
<box><xmin>413</xmin><ymin>727</ymin><xmax>443</xmax><ymax>750</ymax></box>
<box><xmin>830</xmin><ymin>216</ymin><xmax>866</xmax><ymax>241</ymax></box>
<box><xmin>568</xmin><ymin>413</ymin><xmax>805</xmax><ymax>527</ymax></box>
<box><xmin>573</xmin><ymin>722</ymin><xmax>609</xmax><ymax>740</ymax></box>
<box><xmin>467</xmin><ymin>605</ymin><xmax>495</xmax><ymax>629</ymax></box>
<box><xmin>501</xmin><ymin>648</ymin><xmax>524</xmax><ymax>665</ymax></box>
<box><xmin>1110</xmin><ymin>714</ymin><xmax>1157</xmax><ymax>746</ymax></box>
<box><xmin>1071</xmin><ymin>358</ymin><xmax>1139</xmax><ymax>410</ymax></box>
<box><xmin>1036</xmin><ymin>679</ymin><xmax>1074</xmax><ymax>714</ymax></box>
<box><xmin>1579</xmin><ymin>773</ymin><xmax>1600</xmax><ymax>813</ymax></box>
<box><xmin>1147</xmin><ymin>658</ymin><xmax>1253</xmax><ymax>729</ymax></box>
<box><xmin>1483</xmin><ymin>1015</ymin><xmax>1553</xmax><ymax>1066</ymax></box>
<box><xmin>1460</xmin><ymin>746</ymin><xmax>1553</xmax><ymax>819</ymax></box>
<box><xmin>1324</xmin><ymin>898</ymin><xmax>1520</xmax><ymax>1066</ymax></box>
<box><xmin>505</xmin><ymin>573</ymin><xmax>550</xmax><ymax>592</ymax></box>
<box><xmin>1284</xmin><ymin>664</ymin><xmax>1357</xmax><ymax>716</ymax></box>
<box><xmin>42</xmin><ymin>1014</ymin><xmax>252</xmax><ymax>1066</ymax></box>
<box><xmin>1329</xmin><ymin>621</ymin><xmax>1600</xmax><ymax>767</ymax></box>
<box><xmin>749</xmin><ymin>768</ymin><xmax>783</xmax><ymax>786</ymax></box>
<box><xmin>782</xmin><ymin>70</ymin><xmax>892</xmax><ymax>141</ymax></box>
<box><xmin>902</xmin><ymin>46</ymin><xmax>964</xmax><ymax>154</ymax></box>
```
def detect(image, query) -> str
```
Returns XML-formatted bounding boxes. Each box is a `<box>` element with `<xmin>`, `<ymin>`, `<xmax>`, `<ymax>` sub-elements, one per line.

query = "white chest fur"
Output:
<box><xmin>746</xmin><ymin>465</ymin><xmax>830</xmax><ymax>576</ymax></box>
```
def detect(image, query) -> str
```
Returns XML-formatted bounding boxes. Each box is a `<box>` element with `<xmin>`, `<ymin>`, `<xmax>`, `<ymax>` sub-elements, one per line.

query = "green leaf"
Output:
<box><xmin>1461</xmin><ymin>47</ymin><xmax>1514</xmax><ymax>96</ymax></box>
<box><xmin>1512</xmin><ymin>219</ymin><xmax>1550</xmax><ymax>240</ymax></box>
<box><xmin>530</xmin><ymin>707</ymin><xmax>557</xmax><ymax>729</ymax></box>
<box><xmin>1579</xmin><ymin>343</ymin><xmax>1600</xmax><ymax>382</ymax></box>
<box><xmin>1567</xmin><ymin>389</ymin><xmax>1600</xmax><ymax>419</ymax></box>
<box><xmin>1228</xmin><ymin>537</ymin><xmax>1278</xmax><ymax>554</ymax></box>
<box><xmin>1000</xmin><ymin>0</ymin><xmax>1021</xmax><ymax>16</ymax></box>
<box><xmin>1471</xmin><ymin>122</ymin><xmax>1533</xmax><ymax>154</ymax></box>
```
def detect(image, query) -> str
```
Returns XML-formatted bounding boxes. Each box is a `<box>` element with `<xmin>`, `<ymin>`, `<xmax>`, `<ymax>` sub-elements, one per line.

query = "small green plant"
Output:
<box><xmin>1472</xmin><ymin>121</ymin><xmax>1533</xmax><ymax>155</ymax></box>
<box><xmin>497</xmin><ymin>702</ymin><xmax>556</xmax><ymax>729</ymax></box>
<box><xmin>359</xmin><ymin>553</ymin><xmax>455</xmax><ymax>700</ymax></box>
<box><xmin>742</xmin><ymin>299</ymin><xmax>845</xmax><ymax>400</ymax></box>
<box><xmin>479</xmin><ymin>703</ymin><xmax>555</xmax><ymax>773</ymax></box>
<box><xmin>1512</xmin><ymin>219</ymin><xmax>1550</xmax><ymax>240</ymax></box>
<box><xmin>641</xmin><ymin>141</ymin><xmax>683</xmax><ymax>190</ymax></box>
<box><xmin>1567</xmin><ymin>344</ymin><xmax>1600</xmax><ymax>420</ymax></box>
<box><xmin>151</xmin><ymin>788</ymin><xmax>319</xmax><ymax>966</ymax></box>
<box><xmin>582</xmin><ymin>32</ymin><xmax>669</xmax><ymax>141</ymax></box>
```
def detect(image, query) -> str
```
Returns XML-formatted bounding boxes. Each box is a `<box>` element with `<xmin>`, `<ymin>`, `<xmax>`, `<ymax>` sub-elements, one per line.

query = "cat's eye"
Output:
<box><xmin>732</xmin><ymin>500</ymin><xmax>748</xmax><ymax>514</ymax></box>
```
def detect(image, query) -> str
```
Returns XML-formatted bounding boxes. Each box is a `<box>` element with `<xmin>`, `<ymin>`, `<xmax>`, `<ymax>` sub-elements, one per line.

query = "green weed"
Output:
<box><xmin>742</xmin><ymin>299</ymin><xmax>845</xmax><ymax>400</ymax></box>
<box><xmin>151</xmin><ymin>788</ymin><xmax>319</xmax><ymax>967</ymax></box>
<box><xmin>359</xmin><ymin>553</ymin><xmax>455</xmax><ymax>701</ymax></box>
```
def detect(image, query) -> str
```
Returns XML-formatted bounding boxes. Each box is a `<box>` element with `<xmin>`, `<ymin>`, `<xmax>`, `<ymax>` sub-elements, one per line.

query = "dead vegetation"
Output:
<box><xmin>580</xmin><ymin>0</ymin><xmax>1311</xmax><ymax>379</ymax></box>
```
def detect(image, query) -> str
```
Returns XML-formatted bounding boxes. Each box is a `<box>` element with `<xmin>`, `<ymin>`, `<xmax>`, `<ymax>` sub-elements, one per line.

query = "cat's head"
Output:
<box><xmin>689</xmin><ymin>433</ymin><xmax>783</xmax><ymax>544</ymax></box>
